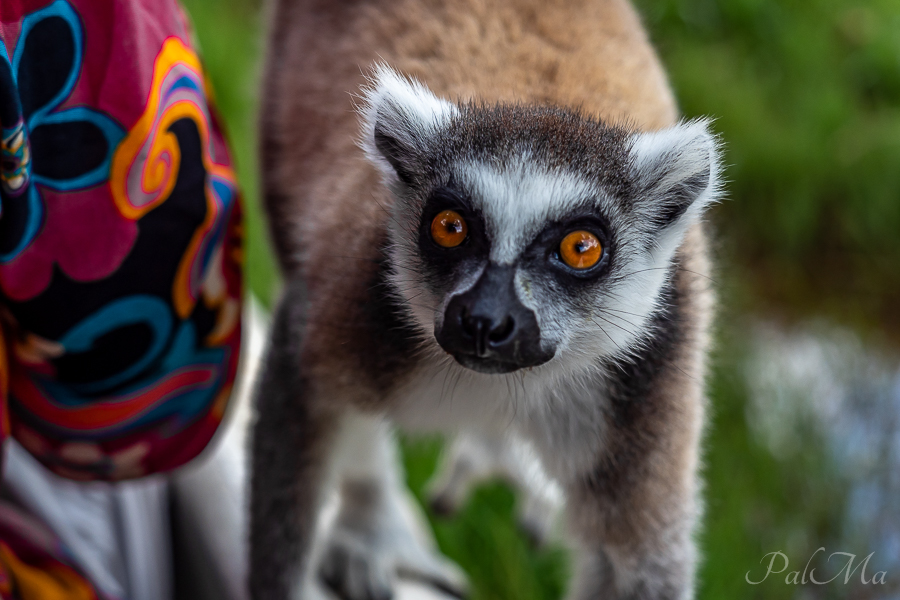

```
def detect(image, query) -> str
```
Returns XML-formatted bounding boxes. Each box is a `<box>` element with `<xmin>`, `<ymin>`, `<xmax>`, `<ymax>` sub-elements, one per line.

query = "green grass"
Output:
<box><xmin>180</xmin><ymin>0</ymin><xmax>886</xmax><ymax>597</ymax></box>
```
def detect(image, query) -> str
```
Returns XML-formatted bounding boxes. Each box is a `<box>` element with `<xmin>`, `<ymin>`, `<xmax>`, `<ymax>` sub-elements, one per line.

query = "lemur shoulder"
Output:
<box><xmin>252</xmin><ymin>1</ymin><xmax>721</xmax><ymax>599</ymax></box>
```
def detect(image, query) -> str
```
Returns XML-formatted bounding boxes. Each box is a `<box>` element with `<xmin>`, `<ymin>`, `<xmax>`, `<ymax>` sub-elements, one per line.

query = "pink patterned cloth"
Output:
<box><xmin>0</xmin><ymin>0</ymin><xmax>242</xmax><ymax>483</ymax></box>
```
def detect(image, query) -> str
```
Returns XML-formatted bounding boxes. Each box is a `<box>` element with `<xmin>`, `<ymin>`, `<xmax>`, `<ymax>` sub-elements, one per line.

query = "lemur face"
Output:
<box><xmin>419</xmin><ymin>186</ymin><xmax>556</xmax><ymax>374</ymax></box>
<box><xmin>361</xmin><ymin>67</ymin><xmax>721</xmax><ymax>375</ymax></box>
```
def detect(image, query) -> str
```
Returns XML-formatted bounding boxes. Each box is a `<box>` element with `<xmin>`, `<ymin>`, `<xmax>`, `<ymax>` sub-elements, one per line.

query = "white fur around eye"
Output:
<box><xmin>455</xmin><ymin>159</ymin><xmax>618</xmax><ymax>265</ymax></box>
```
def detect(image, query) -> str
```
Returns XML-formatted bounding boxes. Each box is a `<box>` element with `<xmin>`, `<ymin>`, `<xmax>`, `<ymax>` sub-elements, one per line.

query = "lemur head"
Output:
<box><xmin>361</xmin><ymin>66</ymin><xmax>722</xmax><ymax>376</ymax></box>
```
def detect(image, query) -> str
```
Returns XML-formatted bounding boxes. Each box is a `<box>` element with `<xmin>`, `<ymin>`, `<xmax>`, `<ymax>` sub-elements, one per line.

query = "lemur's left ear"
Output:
<box><xmin>360</xmin><ymin>65</ymin><xmax>457</xmax><ymax>186</ymax></box>
<box><xmin>628</xmin><ymin>119</ymin><xmax>723</xmax><ymax>234</ymax></box>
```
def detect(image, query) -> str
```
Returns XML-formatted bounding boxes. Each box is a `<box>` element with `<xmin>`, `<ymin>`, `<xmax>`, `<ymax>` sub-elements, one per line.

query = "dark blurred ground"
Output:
<box><xmin>180</xmin><ymin>0</ymin><xmax>900</xmax><ymax>597</ymax></box>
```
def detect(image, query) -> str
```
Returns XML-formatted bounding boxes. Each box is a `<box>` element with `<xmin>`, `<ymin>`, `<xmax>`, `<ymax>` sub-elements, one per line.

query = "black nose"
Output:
<box><xmin>436</xmin><ymin>264</ymin><xmax>554</xmax><ymax>373</ymax></box>
<box><xmin>460</xmin><ymin>310</ymin><xmax>515</xmax><ymax>357</ymax></box>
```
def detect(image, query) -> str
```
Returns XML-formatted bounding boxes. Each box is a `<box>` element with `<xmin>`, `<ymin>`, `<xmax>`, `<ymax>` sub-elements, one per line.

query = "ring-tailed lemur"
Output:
<box><xmin>252</xmin><ymin>1</ymin><xmax>721</xmax><ymax>599</ymax></box>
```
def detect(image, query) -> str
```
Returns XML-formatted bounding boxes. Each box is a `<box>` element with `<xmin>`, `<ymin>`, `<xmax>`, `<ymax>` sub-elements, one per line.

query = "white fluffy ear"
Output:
<box><xmin>629</xmin><ymin>119</ymin><xmax>723</xmax><ymax>234</ymax></box>
<box><xmin>359</xmin><ymin>65</ymin><xmax>457</xmax><ymax>185</ymax></box>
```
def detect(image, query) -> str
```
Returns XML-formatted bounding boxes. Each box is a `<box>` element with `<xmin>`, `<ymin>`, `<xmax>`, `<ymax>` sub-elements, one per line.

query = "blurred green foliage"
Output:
<box><xmin>692</xmin><ymin>327</ymin><xmax>848</xmax><ymax>600</ymax></box>
<box><xmin>636</xmin><ymin>0</ymin><xmax>900</xmax><ymax>336</ymax></box>
<box><xmin>180</xmin><ymin>0</ymin><xmax>893</xmax><ymax>597</ymax></box>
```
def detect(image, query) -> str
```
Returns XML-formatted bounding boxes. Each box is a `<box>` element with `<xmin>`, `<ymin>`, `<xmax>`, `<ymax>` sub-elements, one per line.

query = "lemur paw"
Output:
<box><xmin>426</xmin><ymin>486</ymin><xmax>464</xmax><ymax>518</ymax></box>
<box><xmin>318</xmin><ymin>526</ymin><xmax>468</xmax><ymax>600</ymax></box>
<box><xmin>319</xmin><ymin>528</ymin><xmax>393</xmax><ymax>600</ymax></box>
<box><xmin>426</xmin><ymin>433</ymin><xmax>563</xmax><ymax>547</ymax></box>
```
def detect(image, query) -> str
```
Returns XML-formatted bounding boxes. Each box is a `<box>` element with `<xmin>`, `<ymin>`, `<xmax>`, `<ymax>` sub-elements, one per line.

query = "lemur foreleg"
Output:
<box><xmin>249</xmin><ymin>281</ymin><xmax>338</xmax><ymax>599</ymax></box>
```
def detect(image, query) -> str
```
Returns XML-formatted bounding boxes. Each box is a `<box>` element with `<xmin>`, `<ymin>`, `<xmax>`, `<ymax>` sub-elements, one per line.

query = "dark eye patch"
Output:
<box><xmin>418</xmin><ymin>185</ymin><xmax>487</xmax><ymax>251</ymax></box>
<box><xmin>521</xmin><ymin>212</ymin><xmax>615</xmax><ymax>283</ymax></box>
<box><xmin>416</xmin><ymin>183</ymin><xmax>489</xmax><ymax>294</ymax></box>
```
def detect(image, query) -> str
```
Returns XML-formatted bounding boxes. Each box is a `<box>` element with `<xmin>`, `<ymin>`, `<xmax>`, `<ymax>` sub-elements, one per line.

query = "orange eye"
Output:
<box><xmin>431</xmin><ymin>210</ymin><xmax>468</xmax><ymax>248</ymax></box>
<box><xmin>559</xmin><ymin>230</ymin><xmax>603</xmax><ymax>270</ymax></box>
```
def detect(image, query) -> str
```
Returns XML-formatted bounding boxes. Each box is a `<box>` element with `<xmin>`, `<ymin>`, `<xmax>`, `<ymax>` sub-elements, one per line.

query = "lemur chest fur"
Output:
<box><xmin>387</xmin><ymin>358</ymin><xmax>613</xmax><ymax>481</ymax></box>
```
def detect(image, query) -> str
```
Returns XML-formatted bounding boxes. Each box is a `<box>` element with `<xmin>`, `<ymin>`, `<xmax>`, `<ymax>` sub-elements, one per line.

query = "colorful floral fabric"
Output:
<box><xmin>0</xmin><ymin>0</ymin><xmax>242</xmax><ymax>481</ymax></box>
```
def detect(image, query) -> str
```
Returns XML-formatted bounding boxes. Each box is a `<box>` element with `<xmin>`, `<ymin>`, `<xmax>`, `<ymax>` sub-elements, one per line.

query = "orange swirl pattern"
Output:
<box><xmin>110</xmin><ymin>37</ymin><xmax>238</xmax><ymax>318</ymax></box>
<box><xmin>110</xmin><ymin>37</ymin><xmax>209</xmax><ymax>220</ymax></box>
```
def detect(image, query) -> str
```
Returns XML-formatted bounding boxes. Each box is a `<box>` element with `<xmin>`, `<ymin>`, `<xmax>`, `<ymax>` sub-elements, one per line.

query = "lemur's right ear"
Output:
<box><xmin>627</xmin><ymin>119</ymin><xmax>723</xmax><ymax>230</ymax></box>
<box><xmin>360</xmin><ymin>65</ymin><xmax>457</xmax><ymax>186</ymax></box>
